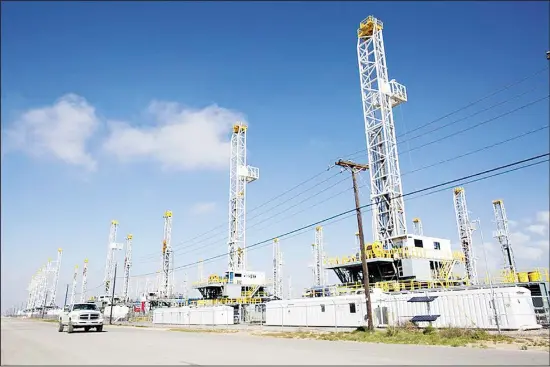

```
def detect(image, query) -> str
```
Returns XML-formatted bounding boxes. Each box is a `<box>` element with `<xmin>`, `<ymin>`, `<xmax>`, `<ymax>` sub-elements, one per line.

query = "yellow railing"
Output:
<box><xmin>192</xmin><ymin>274</ymin><xmax>229</xmax><ymax>287</ymax></box>
<box><xmin>480</xmin><ymin>268</ymin><xmax>549</xmax><ymax>285</ymax></box>
<box><xmin>325</xmin><ymin>244</ymin><xmax>465</xmax><ymax>267</ymax></box>
<box><xmin>190</xmin><ymin>297</ymin><xmax>263</xmax><ymax>307</ymax></box>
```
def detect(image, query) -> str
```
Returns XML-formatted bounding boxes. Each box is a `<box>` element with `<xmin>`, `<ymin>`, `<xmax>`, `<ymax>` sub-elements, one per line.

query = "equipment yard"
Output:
<box><xmin>1</xmin><ymin>318</ymin><xmax>549</xmax><ymax>365</ymax></box>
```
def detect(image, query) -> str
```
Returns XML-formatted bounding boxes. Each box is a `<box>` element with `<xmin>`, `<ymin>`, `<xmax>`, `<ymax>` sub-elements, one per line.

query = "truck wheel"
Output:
<box><xmin>84</xmin><ymin>326</ymin><xmax>91</xmax><ymax>332</ymax></box>
<box><xmin>96</xmin><ymin>325</ymin><xmax>103</xmax><ymax>332</ymax></box>
<box><xmin>68</xmin><ymin>321</ymin><xmax>74</xmax><ymax>334</ymax></box>
<box><xmin>58</xmin><ymin>320</ymin><xmax>64</xmax><ymax>332</ymax></box>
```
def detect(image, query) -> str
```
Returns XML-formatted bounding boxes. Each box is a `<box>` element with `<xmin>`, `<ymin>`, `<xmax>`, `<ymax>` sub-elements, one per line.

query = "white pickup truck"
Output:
<box><xmin>58</xmin><ymin>303</ymin><xmax>104</xmax><ymax>333</ymax></box>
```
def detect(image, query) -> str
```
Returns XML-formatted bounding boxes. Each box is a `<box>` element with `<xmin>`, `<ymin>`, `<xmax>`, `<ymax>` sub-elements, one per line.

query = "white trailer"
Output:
<box><xmin>153</xmin><ymin>306</ymin><xmax>234</xmax><ymax>326</ymax></box>
<box><xmin>265</xmin><ymin>286</ymin><xmax>541</xmax><ymax>330</ymax></box>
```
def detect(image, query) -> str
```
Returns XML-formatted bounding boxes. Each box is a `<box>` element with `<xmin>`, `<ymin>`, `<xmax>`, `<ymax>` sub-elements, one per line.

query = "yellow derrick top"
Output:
<box><xmin>357</xmin><ymin>15</ymin><xmax>383</xmax><ymax>38</ymax></box>
<box><xmin>453</xmin><ymin>187</ymin><xmax>464</xmax><ymax>194</ymax></box>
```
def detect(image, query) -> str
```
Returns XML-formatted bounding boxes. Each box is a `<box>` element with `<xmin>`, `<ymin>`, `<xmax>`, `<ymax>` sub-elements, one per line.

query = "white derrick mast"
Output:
<box><xmin>227</xmin><ymin>123</ymin><xmax>259</xmax><ymax>281</ymax></box>
<box><xmin>492</xmin><ymin>199</ymin><xmax>517</xmax><ymax>275</ymax></box>
<box><xmin>272</xmin><ymin>238</ymin><xmax>283</xmax><ymax>300</ymax></box>
<box><xmin>160</xmin><ymin>211</ymin><xmax>173</xmax><ymax>298</ymax></box>
<box><xmin>49</xmin><ymin>248</ymin><xmax>62</xmax><ymax>307</ymax></box>
<box><xmin>104</xmin><ymin>220</ymin><xmax>122</xmax><ymax>295</ymax></box>
<box><xmin>123</xmin><ymin>234</ymin><xmax>133</xmax><ymax>301</ymax></box>
<box><xmin>412</xmin><ymin>218</ymin><xmax>424</xmax><ymax>236</ymax></box>
<box><xmin>357</xmin><ymin>16</ymin><xmax>408</xmax><ymax>249</ymax></box>
<box><xmin>69</xmin><ymin>265</ymin><xmax>78</xmax><ymax>305</ymax></box>
<box><xmin>453</xmin><ymin>187</ymin><xmax>477</xmax><ymax>284</ymax></box>
<box><xmin>80</xmin><ymin>259</ymin><xmax>89</xmax><ymax>303</ymax></box>
<box><xmin>312</xmin><ymin>226</ymin><xmax>326</xmax><ymax>287</ymax></box>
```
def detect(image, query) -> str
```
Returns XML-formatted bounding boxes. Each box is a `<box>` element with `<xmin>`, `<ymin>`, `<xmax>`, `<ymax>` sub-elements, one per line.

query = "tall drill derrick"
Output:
<box><xmin>492</xmin><ymin>199</ymin><xmax>517</xmax><ymax>275</ymax></box>
<box><xmin>69</xmin><ymin>265</ymin><xmax>78</xmax><ymax>305</ymax></box>
<box><xmin>49</xmin><ymin>248</ymin><xmax>63</xmax><ymax>307</ymax></box>
<box><xmin>38</xmin><ymin>260</ymin><xmax>52</xmax><ymax>308</ymax></box>
<box><xmin>312</xmin><ymin>226</ymin><xmax>326</xmax><ymax>287</ymax></box>
<box><xmin>412</xmin><ymin>218</ymin><xmax>424</xmax><ymax>236</ymax></box>
<box><xmin>160</xmin><ymin>211</ymin><xmax>173</xmax><ymax>298</ymax></box>
<box><xmin>123</xmin><ymin>234</ymin><xmax>133</xmax><ymax>302</ymax></box>
<box><xmin>227</xmin><ymin>123</ymin><xmax>259</xmax><ymax>281</ymax></box>
<box><xmin>80</xmin><ymin>259</ymin><xmax>89</xmax><ymax>303</ymax></box>
<box><xmin>104</xmin><ymin>220</ymin><xmax>121</xmax><ymax>295</ymax></box>
<box><xmin>272</xmin><ymin>238</ymin><xmax>283</xmax><ymax>300</ymax></box>
<box><xmin>357</xmin><ymin>16</ymin><xmax>408</xmax><ymax>249</ymax></box>
<box><xmin>453</xmin><ymin>187</ymin><xmax>477</xmax><ymax>284</ymax></box>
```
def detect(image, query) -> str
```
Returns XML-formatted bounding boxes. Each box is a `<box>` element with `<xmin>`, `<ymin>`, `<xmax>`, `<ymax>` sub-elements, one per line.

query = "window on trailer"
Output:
<box><xmin>434</xmin><ymin>241</ymin><xmax>441</xmax><ymax>250</ymax></box>
<box><xmin>320</xmin><ymin>304</ymin><xmax>325</xmax><ymax>312</ymax></box>
<box><xmin>414</xmin><ymin>239</ymin><xmax>424</xmax><ymax>248</ymax></box>
<box><xmin>349</xmin><ymin>303</ymin><xmax>356</xmax><ymax>313</ymax></box>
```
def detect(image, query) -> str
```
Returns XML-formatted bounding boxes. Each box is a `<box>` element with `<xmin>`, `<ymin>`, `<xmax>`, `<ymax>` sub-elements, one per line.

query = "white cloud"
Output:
<box><xmin>526</xmin><ymin>224</ymin><xmax>547</xmax><ymax>236</ymax></box>
<box><xmin>508</xmin><ymin>219</ymin><xmax>518</xmax><ymax>229</ymax></box>
<box><xmin>190</xmin><ymin>202</ymin><xmax>217</xmax><ymax>214</ymax></box>
<box><xmin>536</xmin><ymin>211</ymin><xmax>550</xmax><ymax>227</ymax></box>
<box><xmin>3</xmin><ymin>94</ymin><xmax>99</xmax><ymax>171</ymax></box>
<box><xmin>102</xmin><ymin>102</ymin><xmax>245</xmax><ymax>171</ymax></box>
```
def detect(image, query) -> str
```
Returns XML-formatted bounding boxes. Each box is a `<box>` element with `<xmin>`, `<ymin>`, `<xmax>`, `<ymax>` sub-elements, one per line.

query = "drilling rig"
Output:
<box><xmin>492</xmin><ymin>200</ymin><xmax>517</xmax><ymax>277</ymax></box>
<box><xmin>357</xmin><ymin>15</ymin><xmax>408</xmax><ymax>250</ymax></box>
<box><xmin>160</xmin><ymin>211</ymin><xmax>173</xmax><ymax>299</ymax></box>
<box><xmin>123</xmin><ymin>234</ymin><xmax>134</xmax><ymax>302</ymax></box>
<box><xmin>272</xmin><ymin>238</ymin><xmax>283</xmax><ymax>300</ymax></box>
<box><xmin>453</xmin><ymin>187</ymin><xmax>477</xmax><ymax>284</ymax></box>
<box><xmin>49</xmin><ymin>248</ymin><xmax>63</xmax><ymax>307</ymax></box>
<box><xmin>104</xmin><ymin>220</ymin><xmax>123</xmax><ymax>295</ymax></box>
<box><xmin>80</xmin><ymin>259</ymin><xmax>89</xmax><ymax>303</ymax></box>
<box><xmin>322</xmin><ymin>16</ymin><xmax>465</xmax><ymax>292</ymax></box>
<box><xmin>193</xmin><ymin>123</ymin><xmax>268</xmax><ymax>306</ymax></box>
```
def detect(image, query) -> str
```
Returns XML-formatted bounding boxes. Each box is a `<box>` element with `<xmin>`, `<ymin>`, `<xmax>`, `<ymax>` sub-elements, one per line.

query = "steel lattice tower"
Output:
<box><xmin>272</xmin><ymin>238</ymin><xmax>283</xmax><ymax>300</ymax></box>
<box><xmin>80</xmin><ymin>259</ymin><xmax>89</xmax><ymax>303</ymax></box>
<box><xmin>161</xmin><ymin>211</ymin><xmax>173</xmax><ymax>298</ymax></box>
<box><xmin>357</xmin><ymin>16</ymin><xmax>408</xmax><ymax>249</ymax></box>
<box><xmin>453</xmin><ymin>187</ymin><xmax>477</xmax><ymax>284</ymax></box>
<box><xmin>69</xmin><ymin>265</ymin><xmax>78</xmax><ymax>305</ymax></box>
<box><xmin>104</xmin><ymin>220</ymin><xmax>121</xmax><ymax>295</ymax></box>
<box><xmin>492</xmin><ymin>199</ymin><xmax>517</xmax><ymax>274</ymax></box>
<box><xmin>123</xmin><ymin>234</ymin><xmax>133</xmax><ymax>302</ymax></box>
<box><xmin>312</xmin><ymin>226</ymin><xmax>326</xmax><ymax>287</ymax></box>
<box><xmin>49</xmin><ymin>248</ymin><xmax>63</xmax><ymax>307</ymax></box>
<box><xmin>412</xmin><ymin>218</ymin><xmax>424</xmax><ymax>236</ymax></box>
<box><xmin>227</xmin><ymin>123</ymin><xmax>259</xmax><ymax>281</ymax></box>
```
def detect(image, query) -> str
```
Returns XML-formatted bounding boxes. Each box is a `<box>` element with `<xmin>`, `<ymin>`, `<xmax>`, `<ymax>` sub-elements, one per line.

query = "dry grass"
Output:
<box><xmin>256</xmin><ymin>324</ymin><xmax>514</xmax><ymax>349</ymax></box>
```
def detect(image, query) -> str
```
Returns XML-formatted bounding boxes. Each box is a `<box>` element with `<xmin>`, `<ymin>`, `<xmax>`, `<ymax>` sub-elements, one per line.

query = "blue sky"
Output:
<box><xmin>1</xmin><ymin>1</ymin><xmax>549</xmax><ymax>311</ymax></box>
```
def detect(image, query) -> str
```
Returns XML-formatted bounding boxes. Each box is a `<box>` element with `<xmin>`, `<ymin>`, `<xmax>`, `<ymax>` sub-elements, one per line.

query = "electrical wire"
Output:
<box><xmin>126</xmin><ymin>152</ymin><xmax>549</xmax><ymax>278</ymax></box>
<box><xmin>135</xmin><ymin>67</ymin><xmax>548</xmax><ymax>260</ymax></box>
<box><xmin>138</xmin><ymin>123</ymin><xmax>549</xmax><ymax>262</ymax></box>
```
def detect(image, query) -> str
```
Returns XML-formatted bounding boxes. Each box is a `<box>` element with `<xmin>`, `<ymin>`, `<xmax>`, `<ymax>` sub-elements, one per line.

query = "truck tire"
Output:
<box><xmin>68</xmin><ymin>321</ymin><xmax>74</xmax><ymax>334</ymax></box>
<box><xmin>96</xmin><ymin>325</ymin><xmax>103</xmax><ymax>332</ymax></box>
<box><xmin>84</xmin><ymin>326</ymin><xmax>91</xmax><ymax>332</ymax></box>
<box><xmin>58</xmin><ymin>320</ymin><xmax>64</xmax><ymax>332</ymax></box>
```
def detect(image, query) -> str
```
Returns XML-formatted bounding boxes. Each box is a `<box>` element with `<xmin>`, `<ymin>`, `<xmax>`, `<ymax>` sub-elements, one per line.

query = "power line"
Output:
<box><xmin>135</xmin><ymin>171</ymin><xmax>345</xmax><ymax>261</ymax></box>
<box><xmin>346</xmin><ymin>94</ymin><xmax>548</xmax><ymax>161</ymax></box>
<box><xmin>340</xmin><ymin>67</ymin><xmax>549</xmax><ymax>160</ymax></box>
<box><xmin>127</xmin><ymin>152</ymin><xmax>548</xmax><ymax>278</ymax></box>
<box><xmin>137</xmin><ymin>123</ymin><xmax>548</xmax><ymax>263</ymax></box>
<box><xmin>135</xmin><ymin>67</ymin><xmax>548</xmax><ymax>261</ymax></box>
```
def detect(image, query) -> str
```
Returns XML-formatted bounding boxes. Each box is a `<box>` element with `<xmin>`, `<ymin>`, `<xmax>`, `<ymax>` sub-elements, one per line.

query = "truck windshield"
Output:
<box><xmin>72</xmin><ymin>304</ymin><xmax>97</xmax><ymax>311</ymax></box>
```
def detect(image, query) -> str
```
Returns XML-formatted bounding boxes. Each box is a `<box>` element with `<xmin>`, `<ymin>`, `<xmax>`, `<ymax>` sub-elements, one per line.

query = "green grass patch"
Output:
<box><xmin>258</xmin><ymin>325</ymin><xmax>513</xmax><ymax>348</ymax></box>
<box><xmin>168</xmin><ymin>328</ymin><xmax>238</xmax><ymax>334</ymax></box>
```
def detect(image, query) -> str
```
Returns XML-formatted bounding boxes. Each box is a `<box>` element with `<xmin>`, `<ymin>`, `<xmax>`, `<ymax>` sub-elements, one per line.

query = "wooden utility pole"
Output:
<box><xmin>335</xmin><ymin>159</ymin><xmax>374</xmax><ymax>331</ymax></box>
<box><xmin>109</xmin><ymin>263</ymin><xmax>118</xmax><ymax>325</ymax></box>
